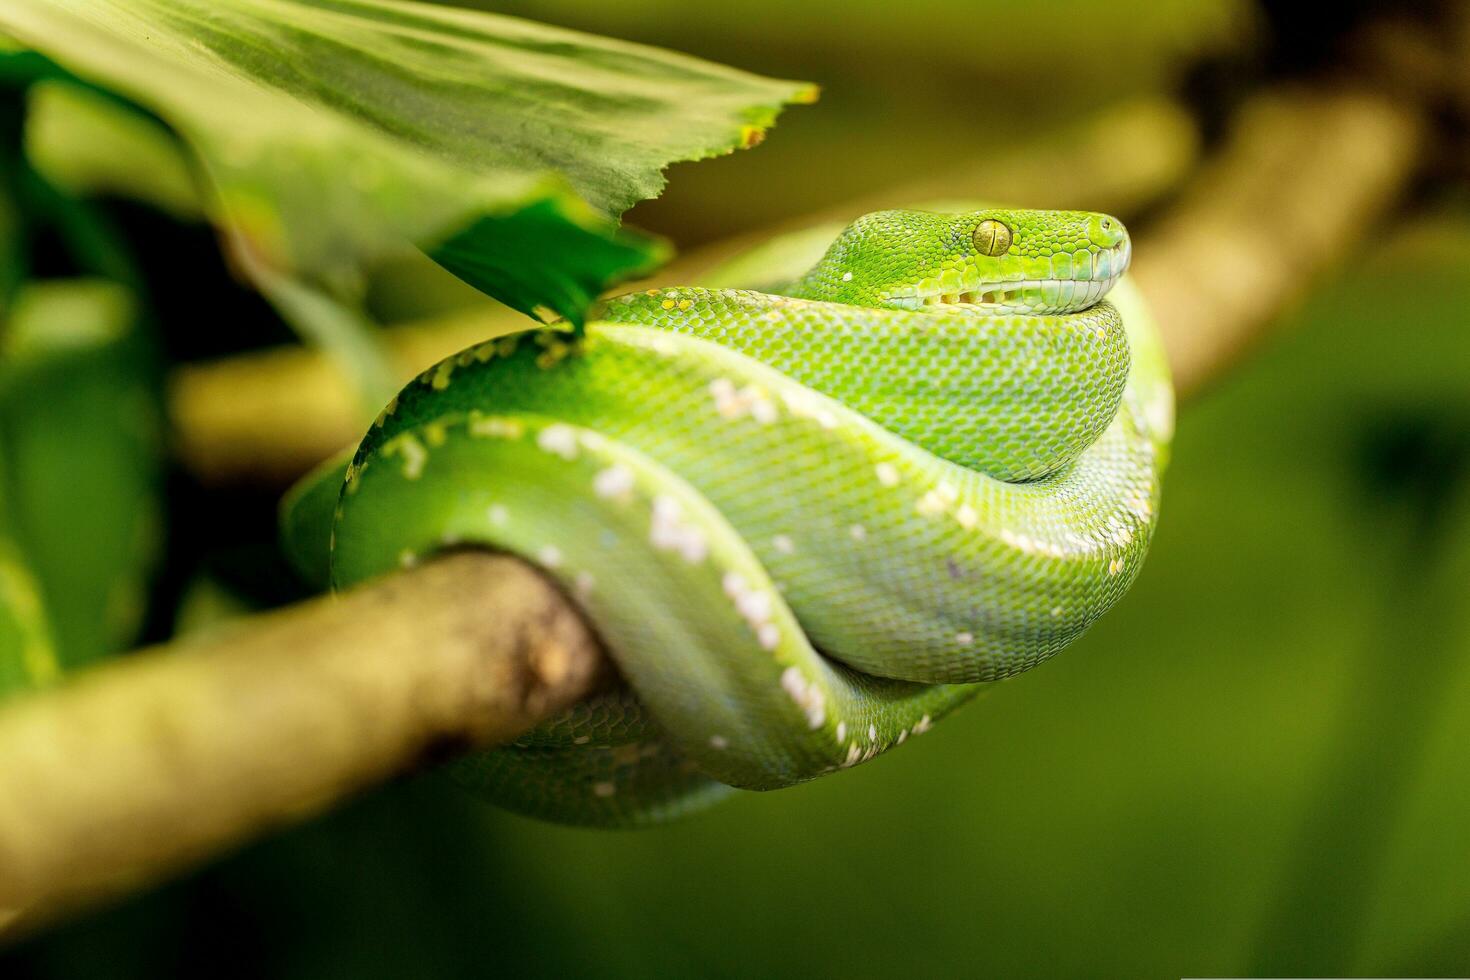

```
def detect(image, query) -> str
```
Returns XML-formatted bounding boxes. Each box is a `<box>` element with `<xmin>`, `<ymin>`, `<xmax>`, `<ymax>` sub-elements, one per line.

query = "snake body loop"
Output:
<box><xmin>301</xmin><ymin>208</ymin><xmax>1173</xmax><ymax>826</ymax></box>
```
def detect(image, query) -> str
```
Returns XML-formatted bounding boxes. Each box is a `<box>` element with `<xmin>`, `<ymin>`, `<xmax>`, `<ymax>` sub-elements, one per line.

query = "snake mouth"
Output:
<box><xmin>889</xmin><ymin>240</ymin><xmax>1130</xmax><ymax>316</ymax></box>
<box><xmin>914</xmin><ymin>277</ymin><xmax>1116</xmax><ymax>314</ymax></box>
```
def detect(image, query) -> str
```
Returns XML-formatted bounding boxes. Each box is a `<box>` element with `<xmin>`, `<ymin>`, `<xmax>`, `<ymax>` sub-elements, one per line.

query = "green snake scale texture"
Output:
<box><xmin>293</xmin><ymin>208</ymin><xmax>1173</xmax><ymax>826</ymax></box>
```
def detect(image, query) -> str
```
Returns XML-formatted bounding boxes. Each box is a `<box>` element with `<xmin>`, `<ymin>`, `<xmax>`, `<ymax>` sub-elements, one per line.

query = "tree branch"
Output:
<box><xmin>1134</xmin><ymin>86</ymin><xmax>1422</xmax><ymax>398</ymax></box>
<box><xmin>0</xmin><ymin>553</ymin><xmax>609</xmax><ymax>936</ymax></box>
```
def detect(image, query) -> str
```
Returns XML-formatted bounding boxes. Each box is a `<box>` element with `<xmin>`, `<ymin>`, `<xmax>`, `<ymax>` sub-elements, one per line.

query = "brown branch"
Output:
<box><xmin>0</xmin><ymin>65</ymin><xmax>1434</xmax><ymax>939</ymax></box>
<box><xmin>1133</xmin><ymin>86</ymin><xmax>1423</xmax><ymax>398</ymax></box>
<box><xmin>0</xmin><ymin>553</ymin><xmax>609</xmax><ymax>937</ymax></box>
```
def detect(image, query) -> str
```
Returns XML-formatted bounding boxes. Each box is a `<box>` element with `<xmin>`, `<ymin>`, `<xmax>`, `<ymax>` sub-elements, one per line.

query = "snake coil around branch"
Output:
<box><xmin>283</xmin><ymin>207</ymin><xmax>1173</xmax><ymax>826</ymax></box>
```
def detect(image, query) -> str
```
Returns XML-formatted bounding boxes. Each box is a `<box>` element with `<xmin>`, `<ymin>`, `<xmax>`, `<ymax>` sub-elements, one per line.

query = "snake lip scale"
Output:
<box><xmin>907</xmin><ymin>269</ymin><xmax>1122</xmax><ymax>315</ymax></box>
<box><xmin>288</xmin><ymin>207</ymin><xmax>1173</xmax><ymax>826</ymax></box>
<box><xmin>885</xmin><ymin>218</ymin><xmax>1130</xmax><ymax>315</ymax></box>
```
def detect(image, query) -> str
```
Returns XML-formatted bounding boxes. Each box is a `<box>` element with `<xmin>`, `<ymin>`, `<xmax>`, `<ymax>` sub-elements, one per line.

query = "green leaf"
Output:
<box><xmin>22</xmin><ymin>79</ymin><xmax>201</xmax><ymax>222</ymax></box>
<box><xmin>433</xmin><ymin>197</ymin><xmax>665</xmax><ymax>328</ymax></box>
<box><xmin>0</xmin><ymin>533</ymin><xmax>60</xmax><ymax>697</ymax></box>
<box><xmin>0</xmin><ymin>172</ymin><xmax>19</xmax><ymax>318</ymax></box>
<box><xmin>0</xmin><ymin>0</ymin><xmax>814</xmax><ymax>332</ymax></box>
<box><xmin>0</xmin><ymin>278</ymin><xmax>163</xmax><ymax>670</ymax></box>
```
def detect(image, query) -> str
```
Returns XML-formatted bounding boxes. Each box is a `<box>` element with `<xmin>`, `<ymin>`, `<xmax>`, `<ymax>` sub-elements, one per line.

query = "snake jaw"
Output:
<box><xmin>890</xmin><ymin>275</ymin><xmax>1121</xmax><ymax>316</ymax></box>
<box><xmin>888</xmin><ymin>237</ymin><xmax>1131</xmax><ymax>316</ymax></box>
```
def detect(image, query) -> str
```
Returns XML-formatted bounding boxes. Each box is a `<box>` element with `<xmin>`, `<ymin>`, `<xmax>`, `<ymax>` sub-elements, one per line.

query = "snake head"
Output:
<box><xmin>794</xmin><ymin>208</ymin><xmax>1131</xmax><ymax>315</ymax></box>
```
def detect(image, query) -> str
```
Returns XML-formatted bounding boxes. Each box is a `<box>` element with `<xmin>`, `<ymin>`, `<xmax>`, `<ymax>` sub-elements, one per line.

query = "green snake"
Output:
<box><xmin>283</xmin><ymin>207</ymin><xmax>1173</xmax><ymax>826</ymax></box>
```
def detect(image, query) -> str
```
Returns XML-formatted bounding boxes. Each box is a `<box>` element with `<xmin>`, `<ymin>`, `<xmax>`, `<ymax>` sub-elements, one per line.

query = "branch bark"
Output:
<box><xmin>0</xmin><ymin>68</ymin><xmax>1432</xmax><ymax>939</ymax></box>
<box><xmin>1134</xmin><ymin>86</ymin><xmax>1423</xmax><ymax>398</ymax></box>
<box><xmin>0</xmin><ymin>553</ymin><xmax>609</xmax><ymax>936</ymax></box>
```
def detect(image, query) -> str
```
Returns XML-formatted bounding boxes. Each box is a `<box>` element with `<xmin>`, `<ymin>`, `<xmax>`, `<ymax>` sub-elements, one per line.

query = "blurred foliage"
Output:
<box><xmin>0</xmin><ymin>522</ymin><xmax>58</xmax><ymax>695</ymax></box>
<box><xmin>10</xmin><ymin>211</ymin><xmax>1470</xmax><ymax>978</ymax></box>
<box><xmin>3</xmin><ymin>0</ymin><xmax>1469</xmax><ymax>976</ymax></box>
<box><xmin>0</xmin><ymin>279</ymin><xmax>160</xmax><ymax>671</ymax></box>
<box><xmin>0</xmin><ymin>71</ymin><xmax>163</xmax><ymax>678</ymax></box>
<box><xmin>0</xmin><ymin>0</ymin><xmax>813</xmax><ymax>400</ymax></box>
<box><xmin>482</xmin><ymin>0</ymin><xmax>1250</xmax><ymax>244</ymax></box>
<box><xmin>22</xmin><ymin>81</ymin><xmax>200</xmax><ymax>223</ymax></box>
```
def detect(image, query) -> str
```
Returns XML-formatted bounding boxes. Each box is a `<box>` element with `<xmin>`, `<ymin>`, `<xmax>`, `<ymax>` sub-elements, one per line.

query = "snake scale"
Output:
<box><xmin>284</xmin><ymin>208</ymin><xmax>1173</xmax><ymax>826</ymax></box>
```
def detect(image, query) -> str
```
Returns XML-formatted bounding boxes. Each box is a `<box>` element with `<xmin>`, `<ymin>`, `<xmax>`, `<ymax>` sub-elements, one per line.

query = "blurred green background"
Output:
<box><xmin>7</xmin><ymin>0</ymin><xmax>1470</xmax><ymax>977</ymax></box>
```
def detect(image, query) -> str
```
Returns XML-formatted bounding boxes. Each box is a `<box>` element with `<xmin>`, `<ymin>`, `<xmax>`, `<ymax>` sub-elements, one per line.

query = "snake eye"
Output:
<box><xmin>972</xmin><ymin>219</ymin><xmax>1012</xmax><ymax>257</ymax></box>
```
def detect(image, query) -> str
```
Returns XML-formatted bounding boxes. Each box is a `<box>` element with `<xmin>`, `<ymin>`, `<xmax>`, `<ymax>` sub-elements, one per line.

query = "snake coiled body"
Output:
<box><xmin>301</xmin><ymin>208</ymin><xmax>1173</xmax><ymax>826</ymax></box>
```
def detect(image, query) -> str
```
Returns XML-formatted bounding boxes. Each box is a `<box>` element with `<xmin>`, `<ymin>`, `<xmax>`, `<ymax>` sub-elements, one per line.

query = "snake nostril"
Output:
<box><xmin>1089</xmin><ymin>214</ymin><xmax>1126</xmax><ymax>248</ymax></box>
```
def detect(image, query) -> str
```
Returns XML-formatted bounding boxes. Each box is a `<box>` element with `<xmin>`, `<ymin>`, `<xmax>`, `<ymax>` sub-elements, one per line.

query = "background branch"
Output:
<box><xmin>1134</xmin><ymin>86</ymin><xmax>1422</xmax><ymax>397</ymax></box>
<box><xmin>0</xmin><ymin>64</ymin><xmax>1431</xmax><ymax>939</ymax></box>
